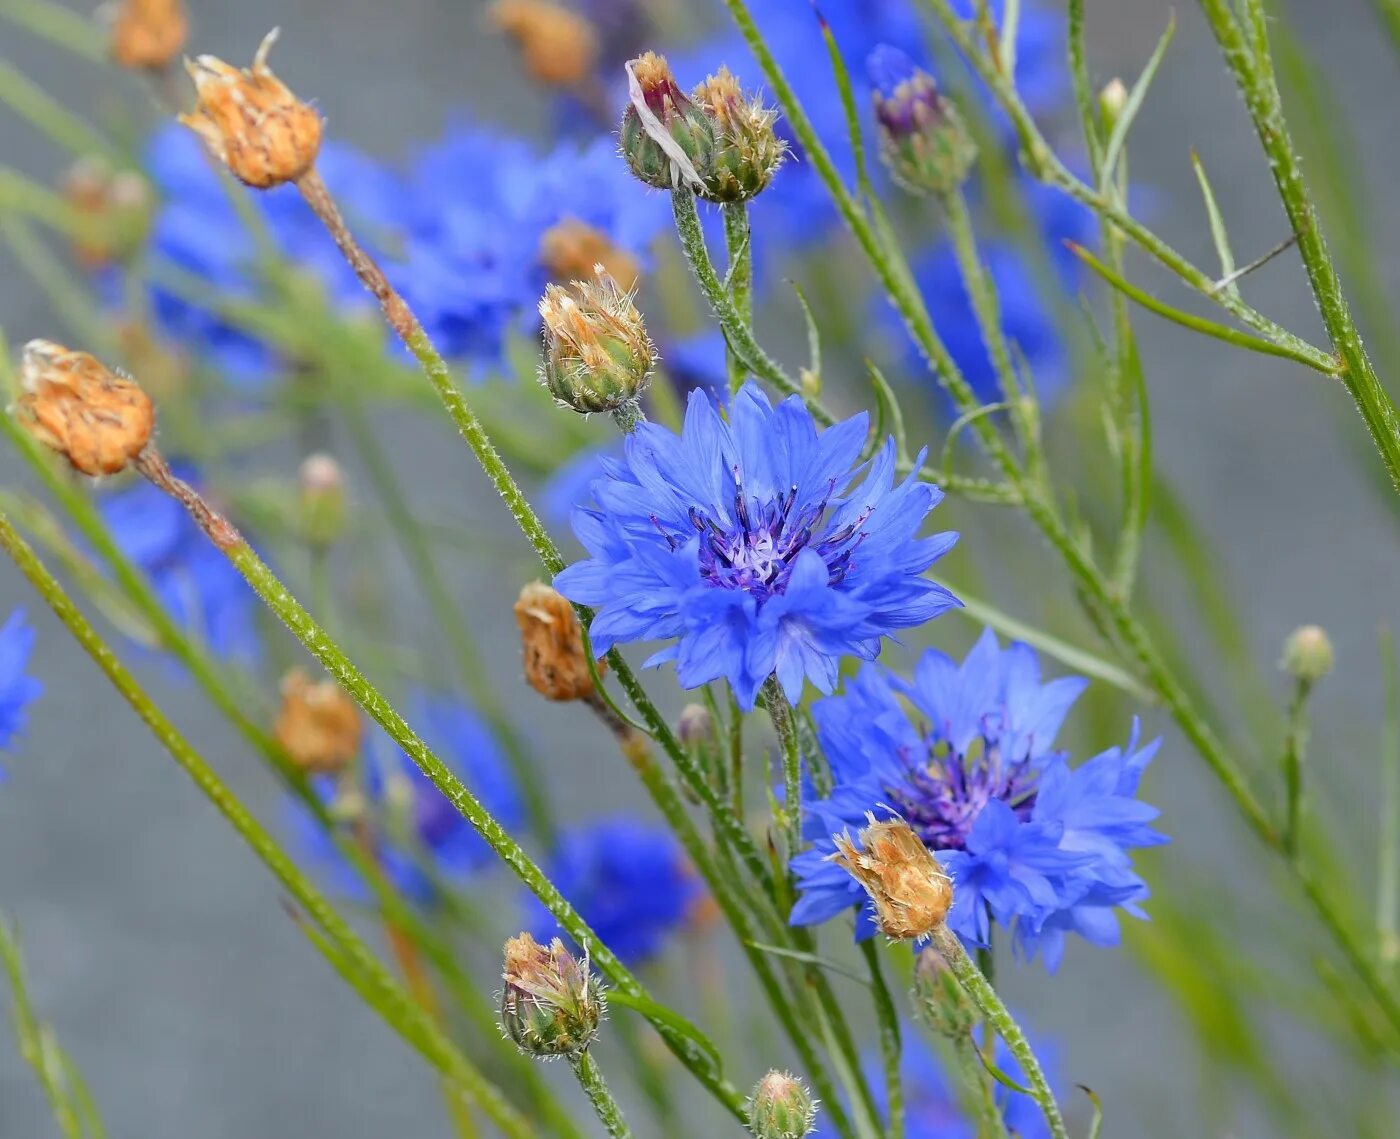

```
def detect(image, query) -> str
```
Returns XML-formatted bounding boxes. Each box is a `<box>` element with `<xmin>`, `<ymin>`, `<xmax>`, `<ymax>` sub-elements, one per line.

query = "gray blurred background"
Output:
<box><xmin>1</xmin><ymin>0</ymin><xmax>1399</xmax><ymax>1136</ymax></box>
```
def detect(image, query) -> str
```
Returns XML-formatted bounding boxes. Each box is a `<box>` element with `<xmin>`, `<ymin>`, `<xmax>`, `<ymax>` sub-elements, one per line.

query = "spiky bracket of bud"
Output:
<box><xmin>747</xmin><ymin>1070</ymin><xmax>818</xmax><ymax>1139</ymax></box>
<box><xmin>620</xmin><ymin>52</ymin><xmax>716</xmax><ymax>191</ymax></box>
<box><xmin>500</xmin><ymin>932</ymin><xmax>604</xmax><ymax>1060</ymax></box>
<box><xmin>539</xmin><ymin>268</ymin><xmax>655</xmax><ymax>415</ymax></box>
<box><xmin>692</xmin><ymin>67</ymin><xmax>786</xmax><ymax>204</ymax></box>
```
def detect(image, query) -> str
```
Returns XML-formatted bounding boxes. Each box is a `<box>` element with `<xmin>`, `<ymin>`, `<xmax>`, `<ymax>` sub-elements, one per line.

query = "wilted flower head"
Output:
<box><xmin>539</xmin><ymin>269</ymin><xmax>655</xmax><ymax>414</ymax></box>
<box><xmin>747</xmin><ymin>1070</ymin><xmax>818</xmax><ymax>1139</ymax></box>
<box><xmin>540</xmin><ymin>217</ymin><xmax>643</xmax><ymax>291</ymax></box>
<box><xmin>13</xmin><ymin>340</ymin><xmax>154</xmax><ymax>477</ymax></box>
<box><xmin>106</xmin><ymin>0</ymin><xmax>188</xmax><ymax>70</ymax></box>
<box><xmin>514</xmin><ymin>581</ymin><xmax>600</xmax><ymax>702</ymax></box>
<box><xmin>555</xmin><ymin>383</ymin><xmax>959</xmax><ymax>710</ymax></box>
<box><xmin>181</xmin><ymin>29</ymin><xmax>323</xmax><ymax>188</ymax></box>
<box><xmin>490</xmin><ymin>0</ymin><xmax>600</xmax><ymax>88</ymax></box>
<box><xmin>831</xmin><ymin>815</ymin><xmax>952</xmax><ymax>939</ymax></box>
<box><xmin>792</xmin><ymin>630</ymin><xmax>1168</xmax><ymax>970</ymax></box>
<box><xmin>620</xmin><ymin>52</ymin><xmax>716</xmax><ymax>190</ymax></box>
<box><xmin>500</xmin><ymin>932</ymin><xmax>603</xmax><ymax>1058</ymax></box>
<box><xmin>867</xmin><ymin>45</ymin><xmax>976</xmax><ymax>196</ymax></box>
<box><xmin>692</xmin><ymin>67</ymin><xmax>785</xmax><ymax>203</ymax></box>
<box><xmin>62</xmin><ymin>158</ymin><xmax>151</xmax><ymax>267</ymax></box>
<box><xmin>0</xmin><ymin>611</ymin><xmax>43</xmax><ymax>770</ymax></box>
<box><xmin>274</xmin><ymin>668</ymin><xmax>361</xmax><ymax>775</ymax></box>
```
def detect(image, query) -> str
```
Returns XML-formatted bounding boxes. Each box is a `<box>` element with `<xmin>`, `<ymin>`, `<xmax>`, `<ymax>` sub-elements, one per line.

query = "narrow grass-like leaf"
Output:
<box><xmin>1379</xmin><ymin>625</ymin><xmax>1400</xmax><ymax>966</ymax></box>
<box><xmin>605</xmin><ymin>990</ymin><xmax>727</xmax><ymax>1077</ymax></box>
<box><xmin>790</xmin><ymin>280</ymin><xmax>823</xmax><ymax>388</ymax></box>
<box><xmin>867</xmin><ymin>361</ymin><xmax>908</xmax><ymax>463</ymax></box>
<box><xmin>1191</xmin><ymin>150</ymin><xmax>1240</xmax><ymax>300</ymax></box>
<box><xmin>745</xmin><ymin>942</ymin><xmax>874</xmax><ymax>987</ymax></box>
<box><xmin>0</xmin><ymin>0</ymin><xmax>108</xmax><ymax>60</ymax></box>
<box><xmin>1078</xmin><ymin>1086</ymin><xmax>1104</xmax><ymax>1139</ymax></box>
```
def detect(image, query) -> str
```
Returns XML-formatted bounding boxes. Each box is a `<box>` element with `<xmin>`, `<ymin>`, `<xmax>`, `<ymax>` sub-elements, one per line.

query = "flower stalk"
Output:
<box><xmin>571</xmin><ymin>1051</ymin><xmax>634</xmax><ymax>1139</ymax></box>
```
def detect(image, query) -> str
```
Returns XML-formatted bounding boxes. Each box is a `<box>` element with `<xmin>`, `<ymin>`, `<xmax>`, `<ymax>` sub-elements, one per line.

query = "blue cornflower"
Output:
<box><xmin>0</xmin><ymin>610</ymin><xmax>42</xmax><ymax>775</ymax></box>
<box><xmin>99</xmin><ymin>467</ymin><xmax>260</xmax><ymax>663</ymax></box>
<box><xmin>896</xmin><ymin>239</ymin><xmax>1066</xmax><ymax>409</ymax></box>
<box><xmin>524</xmin><ymin>817</ymin><xmax>704</xmax><ymax>966</ymax></box>
<box><xmin>663</xmin><ymin>330</ymin><xmax>731</xmax><ymax>400</ymax></box>
<box><xmin>555</xmin><ymin>383</ymin><xmax>959</xmax><ymax>709</ymax></box>
<box><xmin>291</xmin><ymin>694</ymin><xmax>523</xmax><ymax>906</ymax></box>
<box><xmin>790</xmin><ymin>629</ymin><xmax>1167</xmax><ymax>969</ymax></box>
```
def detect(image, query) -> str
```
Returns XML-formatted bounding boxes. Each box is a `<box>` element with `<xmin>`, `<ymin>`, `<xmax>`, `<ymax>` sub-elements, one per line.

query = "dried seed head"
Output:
<box><xmin>538</xmin><ymin>268</ymin><xmax>655</xmax><ymax>414</ymax></box>
<box><xmin>273</xmin><ymin>668</ymin><xmax>362</xmax><ymax>775</ymax></box>
<box><xmin>540</xmin><ymin>218</ymin><xmax>642</xmax><ymax>292</ymax></box>
<box><xmin>500</xmin><ymin>932</ymin><xmax>603</xmax><ymax>1059</ymax></box>
<box><xmin>692</xmin><ymin>67</ymin><xmax>785</xmax><ymax>203</ymax></box>
<box><xmin>489</xmin><ymin>0</ymin><xmax>600</xmax><ymax>88</ymax></box>
<box><xmin>106</xmin><ymin>0</ymin><xmax>189</xmax><ymax>71</ymax></box>
<box><xmin>747</xmin><ymin>1071</ymin><xmax>817</xmax><ymax>1139</ymax></box>
<box><xmin>514</xmin><ymin>581</ymin><xmax>600</xmax><ymax>702</ymax></box>
<box><xmin>180</xmin><ymin>29</ymin><xmax>322</xmax><ymax>189</ymax></box>
<box><xmin>1281</xmin><ymin>624</ymin><xmax>1334</xmax><ymax>683</ymax></box>
<box><xmin>830</xmin><ymin>814</ymin><xmax>952</xmax><ymax>940</ymax></box>
<box><xmin>620</xmin><ymin>51</ymin><xmax>716</xmax><ymax>190</ymax></box>
<box><xmin>13</xmin><ymin>340</ymin><xmax>154</xmax><ymax>476</ymax></box>
<box><xmin>62</xmin><ymin>158</ymin><xmax>152</xmax><ymax>267</ymax></box>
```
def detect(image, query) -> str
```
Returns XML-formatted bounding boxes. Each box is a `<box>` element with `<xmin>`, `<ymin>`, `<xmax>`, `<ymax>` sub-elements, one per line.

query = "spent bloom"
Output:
<box><xmin>106</xmin><ymin>0</ymin><xmax>187</xmax><ymax>70</ymax></box>
<box><xmin>490</xmin><ymin>0</ymin><xmax>600</xmax><ymax>88</ymax></box>
<box><xmin>500</xmin><ymin>932</ymin><xmax>603</xmax><ymax>1059</ymax></box>
<box><xmin>525</xmin><ymin>817</ymin><xmax>704</xmax><ymax>966</ymax></box>
<box><xmin>791</xmin><ymin>630</ymin><xmax>1167</xmax><ymax>970</ymax></box>
<box><xmin>555</xmin><ymin>383</ymin><xmax>959</xmax><ymax>709</ymax></box>
<box><xmin>273</xmin><ymin>668</ymin><xmax>361</xmax><ymax>775</ymax></box>
<box><xmin>0</xmin><ymin>610</ymin><xmax>43</xmax><ymax>774</ymax></box>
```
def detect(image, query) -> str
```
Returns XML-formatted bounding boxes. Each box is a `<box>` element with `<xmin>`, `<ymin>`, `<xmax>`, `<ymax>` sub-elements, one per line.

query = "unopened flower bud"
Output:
<box><xmin>500</xmin><ymin>932</ymin><xmax>603</xmax><ymax>1059</ymax></box>
<box><xmin>540</xmin><ymin>218</ymin><xmax>642</xmax><ymax>292</ymax></box>
<box><xmin>181</xmin><ymin>29</ymin><xmax>322</xmax><ymax>189</ymax></box>
<box><xmin>12</xmin><ymin>339</ymin><xmax>154</xmax><ymax>476</ymax></box>
<box><xmin>539</xmin><ymin>269</ymin><xmax>655</xmax><ymax>414</ymax></box>
<box><xmin>273</xmin><ymin>668</ymin><xmax>362</xmax><ymax>775</ymax></box>
<box><xmin>1281</xmin><ymin>625</ymin><xmax>1334</xmax><ymax>683</ymax></box>
<box><xmin>747</xmin><ymin>1071</ymin><xmax>817</xmax><ymax>1139</ymax></box>
<box><xmin>830</xmin><ymin>814</ymin><xmax>951</xmax><ymax>939</ymax></box>
<box><xmin>677</xmin><ymin>703</ymin><xmax>711</xmax><ymax>748</ymax></box>
<box><xmin>106</xmin><ymin>0</ymin><xmax>188</xmax><ymax>71</ymax></box>
<box><xmin>1099</xmin><ymin>78</ymin><xmax>1129</xmax><ymax>131</ymax></box>
<box><xmin>298</xmin><ymin>452</ymin><xmax>347</xmax><ymax>548</ymax></box>
<box><xmin>62</xmin><ymin>158</ymin><xmax>151</xmax><ymax>267</ymax></box>
<box><xmin>867</xmin><ymin>45</ymin><xmax>976</xmax><ymax>197</ymax></box>
<box><xmin>489</xmin><ymin>0</ymin><xmax>600</xmax><ymax>88</ymax></box>
<box><xmin>692</xmin><ymin>68</ymin><xmax>784</xmax><ymax>203</ymax></box>
<box><xmin>514</xmin><ymin>581</ymin><xmax>600</xmax><ymax>702</ymax></box>
<box><xmin>620</xmin><ymin>52</ymin><xmax>716</xmax><ymax>190</ymax></box>
<box><xmin>912</xmin><ymin>946</ymin><xmax>976</xmax><ymax>1038</ymax></box>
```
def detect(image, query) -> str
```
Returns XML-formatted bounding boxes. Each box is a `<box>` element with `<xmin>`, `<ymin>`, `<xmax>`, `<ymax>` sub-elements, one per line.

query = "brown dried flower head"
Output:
<box><xmin>830</xmin><ymin>814</ymin><xmax>952</xmax><ymax>940</ymax></box>
<box><xmin>489</xmin><ymin>0</ymin><xmax>599</xmax><ymax>88</ymax></box>
<box><xmin>13</xmin><ymin>339</ymin><xmax>154</xmax><ymax>477</ymax></box>
<box><xmin>514</xmin><ymin>581</ymin><xmax>601</xmax><ymax>702</ymax></box>
<box><xmin>62</xmin><ymin>157</ymin><xmax>151</xmax><ymax>267</ymax></box>
<box><xmin>107</xmin><ymin>0</ymin><xmax>189</xmax><ymax>71</ymax></box>
<box><xmin>540</xmin><ymin>218</ymin><xmax>642</xmax><ymax>292</ymax></box>
<box><xmin>180</xmin><ymin>29</ymin><xmax>322</xmax><ymax>189</ymax></box>
<box><xmin>273</xmin><ymin>668</ymin><xmax>361</xmax><ymax>774</ymax></box>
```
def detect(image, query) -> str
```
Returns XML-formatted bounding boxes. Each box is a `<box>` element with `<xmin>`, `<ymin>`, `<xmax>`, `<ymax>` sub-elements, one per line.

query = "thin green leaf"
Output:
<box><xmin>941</xmin><ymin>401</ymin><xmax>1011</xmax><ymax>474</ymax></box>
<box><xmin>0</xmin><ymin>60</ymin><xmax>124</xmax><ymax>164</ymax></box>
<box><xmin>789</xmin><ymin>280</ymin><xmax>823</xmax><ymax>388</ymax></box>
<box><xmin>1067</xmin><ymin>0</ymin><xmax>1103</xmax><ymax>173</ymax></box>
<box><xmin>1078</xmin><ymin>1086</ymin><xmax>1104</xmax><ymax>1139</ymax></box>
<box><xmin>1191</xmin><ymin>150</ymin><xmax>1240</xmax><ymax>300</ymax></box>
<box><xmin>998</xmin><ymin>0</ymin><xmax>1022</xmax><ymax>79</ymax></box>
<box><xmin>1066</xmin><ymin>241</ymin><xmax>1335</xmax><ymax>374</ymax></box>
<box><xmin>867</xmin><ymin>361</ymin><xmax>908</xmax><ymax>463</ymax></box>
<box><xmin>745</xmin><ymin>942</ymin><xmax>874</xmax><ymax>987</ymax></box>
<box><xmin>0</xmin><ymin>0</ymin><xmax>108</xmax><ymax>61</ymax></box>
<box><xmin>814</xmin><ymin>4</ymin><xmax>873</xmax><ymax>201</ymax></box>
<box><xmin>861</xmin><ymin>941</ymin><xmax>904</xmax><ymax>1139</ymax></box>
<box><xmin>970</xmin><ymin>1038</ymin><xmax>1034</xmax><ymax>1095</ymax></box>
<box><xmin>1379</xmin><ymin>624</ymin><xmax>1400</xmax><ymax>966</ymax></box>
<box><xmin>1099</xmin><ymin>15</ymin><xmax>1177</xmax><ymax>194</ymax></box>
<box><xmin>605</xmin><ymin>990</ymin><xmax>727</xmax><ymax>1077</ymax></box>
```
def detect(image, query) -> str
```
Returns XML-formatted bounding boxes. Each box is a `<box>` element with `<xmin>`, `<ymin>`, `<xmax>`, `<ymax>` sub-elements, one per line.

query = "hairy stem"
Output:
<box><xmin>571</xmin><ymin>1050</ymin><xmax>633</xmax><ymax>1139</ymax></box>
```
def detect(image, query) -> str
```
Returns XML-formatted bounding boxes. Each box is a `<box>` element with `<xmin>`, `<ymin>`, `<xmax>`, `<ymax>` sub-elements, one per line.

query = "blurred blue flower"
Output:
<box><xmin>790</xmin><ymin>629</ymin><xmax>1167</xmax><ymax>969</ymax></box>
<box><xmin>896</xmin><ymin>239</ymin><xmax>1066</xmax><ymax>409</ymax></box>
<box><xmin>98</xmin><ymin>466</ymin><xmax>260</xmax><ymax>664</ymax></box>
<box><xmin>555</xmin><ymin>383</ymin><xmax>959</xmax><ymax>709</ymax></box>
<box><xmin>663</xmin><ymin>330</ymin><xmax>730</xmax><ymax>399</ymax></box>
<box><xmin>0</xmin><ymin>610</ymin><xmax>42</xmax><ymax>775</ymax></box>
<box><xmin>291</xmin><ymin>694</ymin><xmax>523</xmax><ymax>906</ymax></box>
<box><xmin>524</xmin><ymin>816</ymin><xmax>703</xmax><ymax>966</ymax></box>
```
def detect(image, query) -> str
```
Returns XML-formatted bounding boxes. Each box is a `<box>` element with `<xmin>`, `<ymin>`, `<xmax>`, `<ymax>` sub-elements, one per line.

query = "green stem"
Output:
<box><xmin>340</xmin><ymin>396</ymin><xmax>556</xmax><ymax>842</ymax></box>
<box><xmin>932</xmin><ymin>926</ymin><xmax>1067</xmax><ymax>1139</ymax></box>
<box><xmin>860</xmin><ymin>940</ymin><xmax>904</xmax><ymax>1139</ymax></box>
<box><xmin>1281</xmin><ymin>677</ymin><xmax>1314</xmax><ymax>858</ymax></box>
<box><xmin>0</xmin><ymin>509</ymin><xmax>536</xmax><ymax>1139</ymax></box>
<box><xmin>1382</xmin><ymin>625</ymin><xmax>1400</xmax><ymax>967</ymax></box>
<box><xmin>722</xmin><ymin>201</ymin><xmax>753</xmax><ymax>398</ymax></box>
<box><xmin>571</xmin><ymin>1050</ymin><xmax>633</xmax><ymax>1139</ymax></box>
<box><xmin>761</xmin><ymin>676</ymin><xmax>802</xmax><ymax>856</ymax></box>
<box><xmin>0</xmin><ymin>59</ymin><xmax>124</xmax><ymax>164</ymax></box>
<box><xmin>1375</xmin><ymin>0</ymin><xmax>1400</xmax><ymax>57</ymax></box>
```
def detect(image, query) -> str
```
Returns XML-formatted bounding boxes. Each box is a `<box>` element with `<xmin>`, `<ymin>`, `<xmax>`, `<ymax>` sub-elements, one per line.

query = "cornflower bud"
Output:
<box><xmin>620</xmin><ymin>52</ymin><xmax>715</xmax><ymax>190</ymax></box>
<box><xmin>677</xmin><ymin>703</ymin><xmax>711</xmax><ymax>748</ymax></box>
<box><xmin>500</xmin><ymin>932</ymin><xmax>603</xmax><ymax>1059</ymax></box>
<box><xmin>298</xmin><ymin>452</ymin><xmax>347</xmax><ymax>548</ymax></box>
<box><xmin>514</xmin><ymin>581</ymin><xmax>600</xmax><ymax>702</ymax></box>
<box><xmin>1281</xmin><ymin>625</ymin><xmax>1334</xmax><ymax>683</ymax></box>
<box><xmin>273</xmin><ymin>668</ymin><xmax>361</xmax><ymax>775</ymax></box>
<box><xmin>489</xmin><ymin>0</ymin><xmax>600</xmax><ymax>88</ymax></box>
<box><xmin>747</xmin><ymin>1070</ymin><xmax>817</xmax><ymax>1139</ymax></box>
<box><xmin>62</xmin><ymin>158</ymin><xmax>151</xmax><ymax>267</ymax></box>
<box><xmin>691</xmin><ymin>67</ymin><xmax>784</xmax><ymax>203</ymax></box>
<box><xmin>12</xmin><ymin>339</ymin><xmax>154</xmax><ymax>477</ymax></box>
<box><xmin>106</xmin><ymin>0</ymin><xmax>188</xmax><ymax>71</ymax></box>
<box><xmin>912</xmin><ymin>946</ymin><xmax>977</xmax><ymax>1038</ymax></box>
<box><xmin>540</xmin><ymin>218</ymin><xmax>642</xmax><ymax>292</ymax></box>
<box><xmin>538</xmin><ymin>269</ymin><xmax>655</xmax><ymax>415</ymax></box>
<box><xmin>180</xmin><ymin>29</ymin><xmax>323</xmax><ymax>189</ymax></box>
<box><xmin>867</xmin><ymin>45</ymin><xmax>976</xmax><ymax>197</ymax></box>
<box><xmin>830</xmin><ymin>814</ymin><xmax>952</xmax><ymax>940</ymax></box>
<box><xmin>1099</xmin><ymin>78</ymin><xmax>1129</xmax><ymax>132</ymax></box>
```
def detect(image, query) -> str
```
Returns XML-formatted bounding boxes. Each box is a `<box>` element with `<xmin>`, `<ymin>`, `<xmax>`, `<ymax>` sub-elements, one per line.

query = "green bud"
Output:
<box><xmin>912</xmin><ymin>946</ymin><xmax>977</xmax><ymax>1039</ymax></box>
<box><xmin>621</xmin><ymin>52</ymin><xmax>716</xmax><ymax>190</ymax></box>
<box><xmin>297</xmin><ymin>452</ymin><xmax>346</xmax><ymax>548</ymax></box>
<box><xmin>692</xmin><ymin>67</ymin><xmax>785</xmax><ymax>203</ymax></box>
<box><xmin>500</xmin><ymin>933</ymin><xmax>603</xmax><ymax>1059</ymax></box>
<box><xmin>1281</xmin><ymin>625</ymin><xmax>1334</xmax><ymax>683</ymax></box>
<box><xmin>539</xmin><ymin>270</ymin><xmax>655</xmax><ymax>415</ymax></box>
<box><xmin>747</xmin><ymin>1071</ymin><xmax>817</xmax><ymax>1139</ymax></box>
